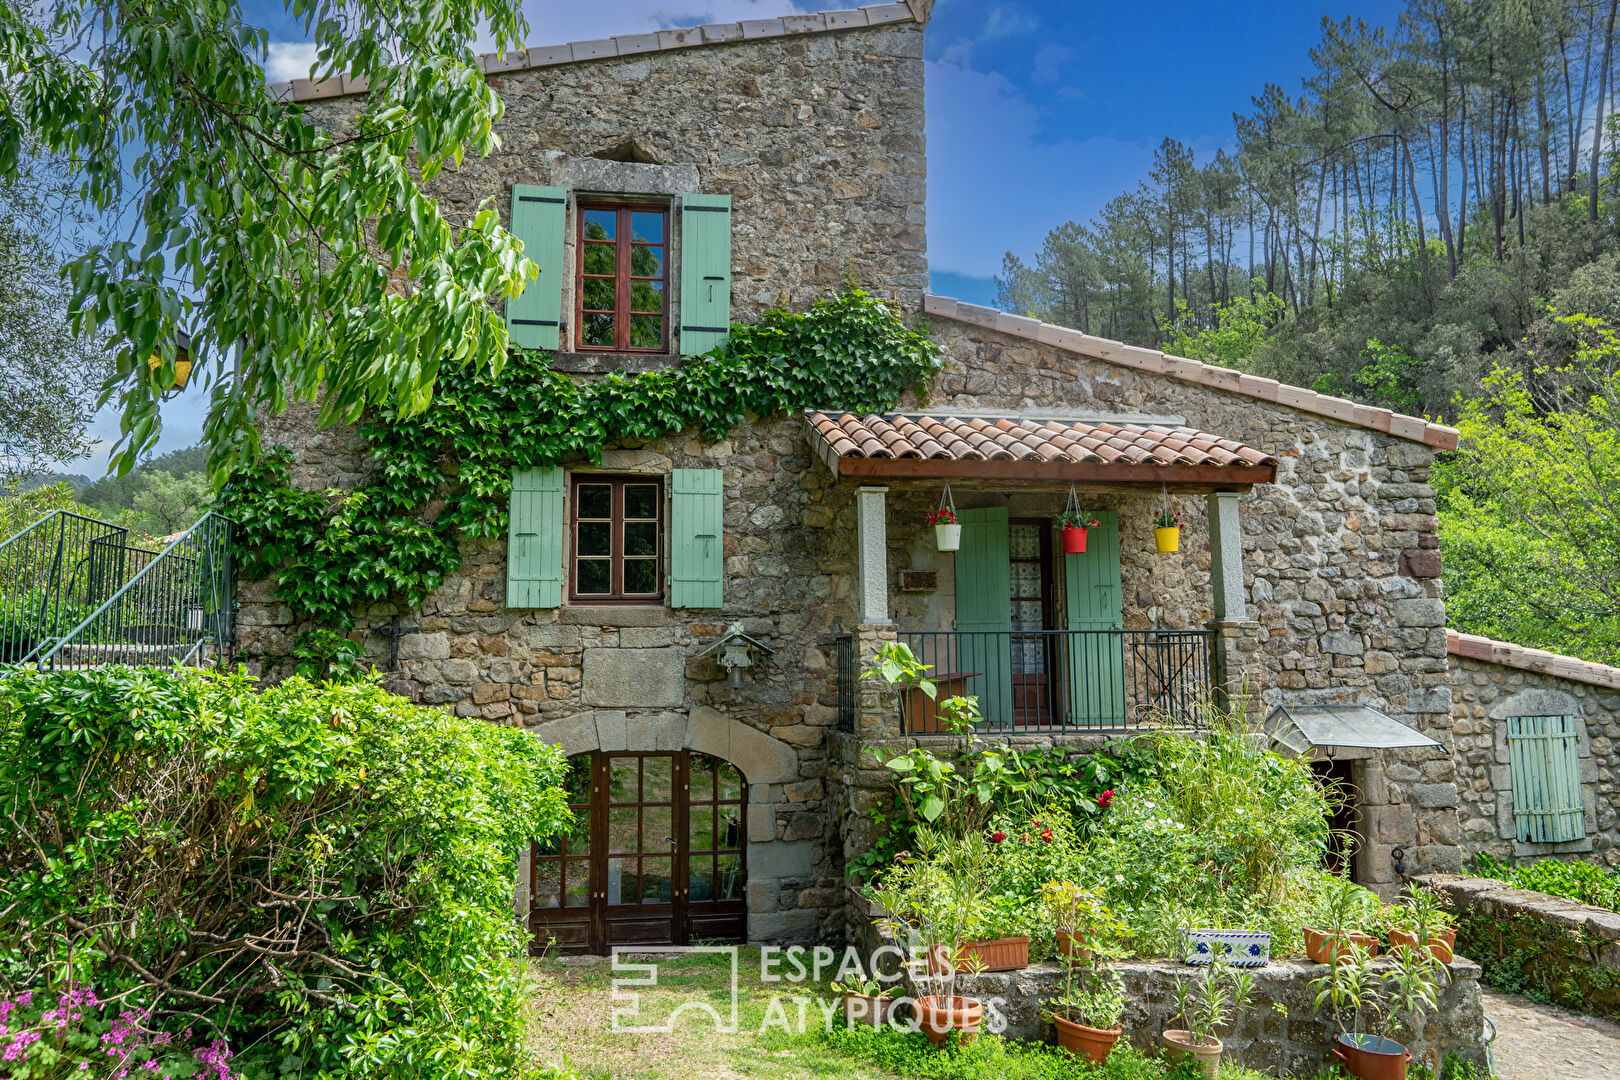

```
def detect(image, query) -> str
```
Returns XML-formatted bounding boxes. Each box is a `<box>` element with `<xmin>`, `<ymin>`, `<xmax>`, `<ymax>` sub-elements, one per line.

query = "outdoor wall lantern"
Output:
<box><xmin>702</xmin><ymin>622</ymin><xmax>776</xmax><ymax>688</ymax></box>
<box><xmin>146</xmin><ymin>330</ymin><xmax>193</xmax><ymax>394</ymax></box>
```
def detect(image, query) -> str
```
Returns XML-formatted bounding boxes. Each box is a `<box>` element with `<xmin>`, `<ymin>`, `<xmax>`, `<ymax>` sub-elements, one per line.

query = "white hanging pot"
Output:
<box><xmin>935</xmin><ymin>523</ymin><xmax>961</xmax><ymax>551</ymax></box>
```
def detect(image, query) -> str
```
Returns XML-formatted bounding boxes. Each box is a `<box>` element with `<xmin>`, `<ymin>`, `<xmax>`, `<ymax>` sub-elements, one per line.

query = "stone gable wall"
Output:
<box><xmin>1447</xmin><ymin>659</ymin><xmax>1620</xmax><ymax>866</ymax></box>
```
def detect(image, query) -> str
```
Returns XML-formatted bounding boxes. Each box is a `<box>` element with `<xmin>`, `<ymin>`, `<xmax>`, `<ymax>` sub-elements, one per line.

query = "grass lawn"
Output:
<box><xmin>525</xmin><ymin>949</ymin><xmax>1299</xmax><ymax>1080</ymax></box>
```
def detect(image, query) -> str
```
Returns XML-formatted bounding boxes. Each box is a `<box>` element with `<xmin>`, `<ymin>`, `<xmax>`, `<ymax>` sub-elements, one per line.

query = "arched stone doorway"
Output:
<box><xmin>529</xmin><ymin>750</ymin><xmax>746</xmax><ymax>953</ymax></box>
<box><xmin>522</xmin><ymin>706</ymin><xmax>801</xmax><ymax>954</ymax></box>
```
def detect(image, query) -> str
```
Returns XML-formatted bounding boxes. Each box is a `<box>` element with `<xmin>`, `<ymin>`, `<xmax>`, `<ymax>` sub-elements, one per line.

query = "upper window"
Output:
<box><xmin>576</xmin><ymin>203</ymin><xmax>667</xmax><ymax>352</ymax></box>
<box><xmin>572</xmin><ymin>474</ymin><xmax>663</xmax><ymax>602</ymax></box>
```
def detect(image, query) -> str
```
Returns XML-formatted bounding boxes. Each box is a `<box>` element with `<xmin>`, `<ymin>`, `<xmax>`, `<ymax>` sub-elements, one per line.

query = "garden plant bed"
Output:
<box><xmin>1419</xmin><ymin>873</ymin><xmax>1620</xmax><ymax>1022</ymax></box>
<box><xmin>851</xmin><ymin>892</ymin><xmax>1489</xmax><ymax>1075</ymax></box>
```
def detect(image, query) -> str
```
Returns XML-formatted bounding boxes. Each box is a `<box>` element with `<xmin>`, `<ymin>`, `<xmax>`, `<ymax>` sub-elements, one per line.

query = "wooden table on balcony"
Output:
<box><xmin>903</xmin><ymin>671</ymin><xmax>981</xmax><ymax>734</ymax></box>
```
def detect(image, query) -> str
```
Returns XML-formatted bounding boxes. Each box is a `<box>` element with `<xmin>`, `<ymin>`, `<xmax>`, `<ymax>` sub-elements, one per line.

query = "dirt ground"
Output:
<box><xmin>1483</xmin><ymin>988</ymin><xmax>1620</xmax><ymax>1080</ymax></box>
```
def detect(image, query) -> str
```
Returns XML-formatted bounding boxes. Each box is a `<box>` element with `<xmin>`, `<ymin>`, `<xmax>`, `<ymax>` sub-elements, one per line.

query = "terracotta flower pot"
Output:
<box><xmin>1061</xmin><ymin>525</ymin><xmax>1088</xmax><ymax>554</ymax></box>
<box><xmin>1389</xmin><ymin>927</ymin><xmax>1456</xmax><ymax>963</ymax></box>
<box><xmin>1303</xmin><ymin>926</ymin><xmax>1379</xmax><ymax>964</ymax></box>
<box><xmin>1055</xmin><ymin>929</ymin><xmax>1092</xmax><ymax>965</ymax></box>
<box><xmin>1161</xmin><ymin>1029</ymin><xmax>1222</xmax><ymax>1080</ymax></box>
<box><xmin>923</xmin><ymin>944</ymin><xmax>955</xmax><ymax>976</ymax></box>
<box><xmin>842</xmin><ymin>992</ymin><xmax>894</xmax><ymax>1028</ymax></box>
<box><xmin>956</xmin><ymin>935</ymin><xmax>1029</xmax><ymax>972</ymax></box>
<box><xmin>1053</xmin><ymin>1012</ymin><xmax>1121</xmax><ymax>1064</ymax></box>
<box><xmin>1154</xmin><ymin>526</ymin><xmax>1180</xmax><ymax>553</ymax></box>
<box><xmin>916</xmin><ymin>995</ymin><xmax>983</xmax><ymax>1046</ymax></box>
<box><xmin>1333</xmin><ymin>1034</ymin><xmax>1411</xmax><ymax>1080</ymax></box>
<box><xmin>935</xmin><ymin>523</ymin><xmax>961</xmax><ymax>551</ymax></box>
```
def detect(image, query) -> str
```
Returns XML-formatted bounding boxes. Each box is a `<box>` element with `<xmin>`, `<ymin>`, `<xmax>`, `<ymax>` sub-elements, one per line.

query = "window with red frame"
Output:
<box><xmin>576</xmin><ymin>204</ymin><xmax>667</xmax><ymax>352</ymax></box>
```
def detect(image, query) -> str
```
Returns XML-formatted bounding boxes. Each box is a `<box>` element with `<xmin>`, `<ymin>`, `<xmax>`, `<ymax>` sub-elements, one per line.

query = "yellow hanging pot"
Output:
<box><xmin>1154</xmin><ymin>526</ymin><xmax>1181</xmax><ymax>554</ymax></box>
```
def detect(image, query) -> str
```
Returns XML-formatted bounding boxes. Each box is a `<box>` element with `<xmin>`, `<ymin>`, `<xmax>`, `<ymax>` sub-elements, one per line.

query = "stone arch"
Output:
<box><xmin>527</xmin><ymin>705</ymin><xmax>796</xmax><ymax>784</ymax></box>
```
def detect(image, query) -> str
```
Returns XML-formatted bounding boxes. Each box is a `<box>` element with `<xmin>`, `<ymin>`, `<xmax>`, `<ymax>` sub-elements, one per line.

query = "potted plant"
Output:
<box><xmin>1387</xmin><ymin>885</ymin><xmax>1456</xmax><ymax>964</ymax></box>
<box><xmin>1041</xmin><ymin>880</ymin><xmax>1115</xmax><ymax>965</ymax></box>
<box><xmin>1312</xmin><ymin>940</ymin><xmax>1445</xmax><ymax>1080</ymax></box>
<box><xmin>956</xmin><ymin>892</ymin><xmax>1031</xmax><ymax>971</ymax></box>
<box><xmin>1045</xmin><ymin>962</ymin><xmax>1127</xmax><ymax>1064</ymax></box>
<box><xmin>1163</xmin><ymin>957</ymin><xmax>1254</xmax><ymax>1080</ymax></box>
<box><xmin>1152</xmin><ymin>506</ymin><xmax>1182</xmax><ymax>553</ymax></box>
<box><xmin>830</xmin><ymin>974</ymin><xmax>899</xmax><ymax>1029</ymax></box>
<box><xmin>928</xmin><ymin>507</ymin><xmax>960</xmax><ymax>552</ymax></box>
<box><xmin>1304</xmin><ymin>875</ymin><xmax>1381</xmax><ymax>965</ymax></box>
<box><xmin>1059</xmin><ymin>508</ymin><xmax>1100</xmax><ymax>555</ymax></box>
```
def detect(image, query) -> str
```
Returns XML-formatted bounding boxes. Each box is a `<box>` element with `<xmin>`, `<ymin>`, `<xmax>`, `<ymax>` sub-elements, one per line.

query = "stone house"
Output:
<box><xmin>249</xmin><ymin>2</ymin><xmax>1490</xmax><ymax>955</ymax></box>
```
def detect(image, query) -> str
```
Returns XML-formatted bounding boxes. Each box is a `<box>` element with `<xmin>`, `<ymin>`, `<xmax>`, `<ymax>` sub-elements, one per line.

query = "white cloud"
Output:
<box><xmin>263</xmin><ymin>41</ymin><xmax>318</xmax><ymax>81</ymax></box>
<box><xmin>980</xmin><ymin>5</ymin><xmax>1037</xmax><ymax>41</ymax></box>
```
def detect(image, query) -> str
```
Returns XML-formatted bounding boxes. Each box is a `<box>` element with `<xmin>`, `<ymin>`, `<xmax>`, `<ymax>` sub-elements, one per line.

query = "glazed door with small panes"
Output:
<box><xmin>1008</xmin><ymin>520</ymin><xmax>1058</xmax><ymax>726</ymax></box>
<box><xmin>528</xmin><ymin>751</ymin><xmax>746</xmax><ymax>954</ymax></box>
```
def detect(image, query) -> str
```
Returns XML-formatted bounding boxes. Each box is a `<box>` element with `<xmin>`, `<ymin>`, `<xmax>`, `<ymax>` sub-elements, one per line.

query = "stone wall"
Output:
<box><xmin>1447</xmin><ymin>633</ymin><xmax>1620</xmax><ymax>866</ymax></box>
<box><xmin>921</xmin><ymin>317</ymin><xmax>1463</xmax><ymax>886</ymax></box>
<box><xmin>848</xmin><ymin>892</ymin><xmax>1487</xmax><ymax>1075</ymax></box>
<box><xmin>1419</xmin><ymin>872</ymin><xmax>1620</xmax><ymax>1021</ymax></box>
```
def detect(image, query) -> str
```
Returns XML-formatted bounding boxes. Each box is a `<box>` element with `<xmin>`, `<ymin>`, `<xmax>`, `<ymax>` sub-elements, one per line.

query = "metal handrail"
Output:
<box><xmin>34</xmin><ymin>511</ymin><xmax>236</xmax><ymax>671</ymax></box>
<box><xmin>0</xmin><ymin>509</ymin><xmax>133</xmax><ymax>664</ymax></box>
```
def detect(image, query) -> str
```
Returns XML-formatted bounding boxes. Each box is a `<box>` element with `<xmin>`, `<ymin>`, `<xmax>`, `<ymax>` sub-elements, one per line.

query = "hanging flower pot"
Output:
<box><xmin>1059</xmin><ymin>487</ymin><xmax>1098</xmax><ymax>556</ymax></box>
<box><xmin>929</xmin><ymin>486</ymin><xmax>960</xmax><ymax>551</ymax></box>
<box><xmin>1152</xmin><ymin>503</ymin><xmax>1182</xmax><ymax>554</ymax></box>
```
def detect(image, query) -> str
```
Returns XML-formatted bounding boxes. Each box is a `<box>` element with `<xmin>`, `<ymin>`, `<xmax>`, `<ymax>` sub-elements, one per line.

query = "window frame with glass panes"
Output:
<box><xmin>570</xmin><ymin>474</ymin><xmax>663</xmax><ymax>603</ymax></box>
<box><xmin>575</xmin><ymin>202</ymin><xmax>668</xmax><ymax>353</ymax></box>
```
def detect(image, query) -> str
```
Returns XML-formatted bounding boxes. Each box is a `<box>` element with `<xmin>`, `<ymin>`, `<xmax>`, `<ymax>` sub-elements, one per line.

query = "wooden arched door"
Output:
<box><xmin>528</xmin><ymin>749</ymin><xmax>746</xmax><ymax>954</ymax></box>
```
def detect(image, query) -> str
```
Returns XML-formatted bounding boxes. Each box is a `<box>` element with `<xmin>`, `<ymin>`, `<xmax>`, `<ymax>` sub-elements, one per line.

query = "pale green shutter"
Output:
<box><xmin>506</xmin><ymin>185</ymin><xmax>567</xmax><ymax>350</ymax></box>
<box><xmin>679</xmin><ymin>194</ymin><xmax>732</xmax><ymax>355</ymax></box>
<box><xmin>507</xmin><ymin>467</ymin><xmax>565</xmax><ymax>608</ymax></box>
<box><xmin>953</xmin><ymin>508</ymin><xmax>1013</xmax><ymax>728</ymax></box>
<box><xmin>1063</xmin><ymin>511</ymin><xmax>1126</xmax><ymax>726</ymax></box>
<box><xmin>1507</xmin><ymin>714</ymin><xmax>1586</xmax><ymax>843</ymax></box>
<box><xmin>670</xmin><ymin>469</ymin><xmax>723</xmax><ymax>608</ymax></box>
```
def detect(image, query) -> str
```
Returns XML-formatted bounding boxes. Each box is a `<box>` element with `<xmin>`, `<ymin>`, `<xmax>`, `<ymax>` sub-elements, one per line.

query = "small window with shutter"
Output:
<box><xmin>570</xmin><ymin>475</ymin><xmax>664</xmax><ymax>603</ymax></box>
<box><xmin>1506</xmin><ymin>714</ymin><xmax>1586</xmax><ymax>843</ymax></box>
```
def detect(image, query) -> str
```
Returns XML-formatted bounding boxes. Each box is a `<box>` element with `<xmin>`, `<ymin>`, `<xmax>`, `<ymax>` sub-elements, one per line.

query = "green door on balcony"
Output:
<box><xmin>953</xmin><ymin>508</ymin><xmax>1014</xmax><ymax>728</ymax></box>
<box><xmin>1064</xmin><ymin>510</ymin><xmax>1126</xmax><ymax>725</ymax></box>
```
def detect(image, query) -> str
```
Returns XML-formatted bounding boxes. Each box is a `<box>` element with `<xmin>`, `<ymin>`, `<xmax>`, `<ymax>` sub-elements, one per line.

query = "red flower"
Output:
<box><xmin>1097</xmin><ymin>789</ymin><xmax>1116</xmax><ymax>809</ymax></box>
<box><xmin>1039</xmin><ymin>828</ymin><xmax>1054</xmax><ymax>843</ymax></box>
<box><xmin>989</xmin><ymin>831</ymin><xmax>1007</xmax><ymax>845</ymax></box>
<box><xmin>1020</xmin><ymin>834</ymin><xmax>1031</xmax><ymax>843</ymax></box>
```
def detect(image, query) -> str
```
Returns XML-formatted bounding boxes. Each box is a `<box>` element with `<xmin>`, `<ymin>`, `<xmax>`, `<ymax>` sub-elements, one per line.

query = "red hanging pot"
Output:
<box><xmin>1062</xmin><ymin>525</ymin><xmax>1088</xmax><ymax>554</ymax></box>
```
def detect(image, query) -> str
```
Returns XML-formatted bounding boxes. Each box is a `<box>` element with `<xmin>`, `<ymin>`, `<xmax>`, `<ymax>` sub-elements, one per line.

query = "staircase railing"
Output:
<box><xmin>0</xmin><ymin>510</ymin><xmax>237</xmax><ymax>671</ymax></box>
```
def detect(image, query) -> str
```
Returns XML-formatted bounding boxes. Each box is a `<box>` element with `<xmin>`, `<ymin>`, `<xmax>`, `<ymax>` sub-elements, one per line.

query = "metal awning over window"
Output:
<box><xmin>1264</xmin><ymin>704</ymin><xmax>1442</xmax><ymax>755</ymax></box>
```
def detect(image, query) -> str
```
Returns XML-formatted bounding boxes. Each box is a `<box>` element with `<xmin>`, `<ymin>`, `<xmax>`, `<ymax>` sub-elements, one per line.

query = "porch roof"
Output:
<box><xmin>804</xmin><ymin>411</ymin><xmax>1279</xmax><ymax>485</ymax></box>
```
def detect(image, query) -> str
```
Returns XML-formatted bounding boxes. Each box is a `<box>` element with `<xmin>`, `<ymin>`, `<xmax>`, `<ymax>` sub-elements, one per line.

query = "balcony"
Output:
<box><xmin>838</xmin><ymin>627</ymin><xmax>1213</xmax><ymax>735</ymax></box>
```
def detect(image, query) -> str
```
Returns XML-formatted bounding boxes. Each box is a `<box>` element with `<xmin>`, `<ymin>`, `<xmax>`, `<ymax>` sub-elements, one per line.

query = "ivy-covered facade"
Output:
<box><xmin>242</xmin><ymin>4</ymin><xmax>1483</xmax><ymax>953</ymax></box>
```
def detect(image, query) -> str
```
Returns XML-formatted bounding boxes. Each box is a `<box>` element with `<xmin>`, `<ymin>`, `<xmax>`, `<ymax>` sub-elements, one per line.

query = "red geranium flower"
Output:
<box><xmin>989</xmin><ymin>831</ymin><xmax>1007</xmax><ymax>845</ymax></box>
<box><xmin>1097</xmin><ymin>788</ymin><xmax>1116</xmax><ymax>809</ymax></box>
<box><xmin>1039</xmin><ymin>828</ymin><xmax>1054</xmax><ymax>843</ymax></box>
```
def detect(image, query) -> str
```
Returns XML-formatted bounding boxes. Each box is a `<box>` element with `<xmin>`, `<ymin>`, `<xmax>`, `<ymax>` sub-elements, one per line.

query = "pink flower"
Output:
<box><xmin>2</xmin><ymin>1030</ymin><xmax>40</xmax><ymax>1063</ymax></box>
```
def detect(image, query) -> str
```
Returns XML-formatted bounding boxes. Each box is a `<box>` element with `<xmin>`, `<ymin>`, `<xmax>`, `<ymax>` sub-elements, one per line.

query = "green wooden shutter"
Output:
<box><xmin>506</xmin><ymin>185</ymin><xmax>567</xmax><ymax>350</ymax></box>
<box><xmin>679</xmin><ymin>194</ymin><xmax>732</xmax><ymax>355</ymax></box>
<box><xmin>1063</xmin><ymin>511</ymin><xmax>1126</xmax><ymax>726</ymax></box>
<box><xmin>507</xmin><ymin>467</ymin><xmax>565</xmax><ymax>608</ymax></box>
<box><xmin>670</xmin><ymin>468</ymin><xmax>723</xmax><ymax>608</ymax></box>
<box><xmin>953</xmin><ymin>507</ymin><xmax>1013</xmax><ymax>729</ymax></box>
<box><xmin>1507</xmin><ymin>714</ymin><xmax>1586</xmax><ymax>843</ymax></box>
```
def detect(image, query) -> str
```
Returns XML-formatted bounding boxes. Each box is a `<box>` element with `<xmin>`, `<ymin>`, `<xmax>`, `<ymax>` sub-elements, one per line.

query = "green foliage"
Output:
<box><xmin>816</xmin><ymin>1026</ymin><xmax>1172</xmax><ymax>1080</ymax></box>
<box><xmin>0</xmin><ymin>666</ymin><xmax>572</xmax><ymax>1080</ymax></box>
<box><xmin>1311</xmin><ymin>339</ymin><xmax>1423</xmax><ymax>412</ymax></box>
<box><xmin>1472</xmin><ymin>851</ymin><xmax>1620</xmax><ymax>911</ymax></box>
<box><xmin>1165</xmin><ymin>287</ymin><xmax>1285</xmax><ymax>368</ymax></box>
<box><xmin>222</xmin><ymin>287</ymin><xmax>942</xmax><ymax>632</ymax></box>
<box><xmin>3</xmin><ymin>0</ymin><xmax>535</xmax><ymax>478</ymax></box>
<box><xmin>1454</xmin><ymin>906</ymin><xmax>1620</xmax><ymax>1018</ymax></box>
<box><xmin>1437</xmin><ymin>316</ymin><xmax>1620</xmax><ymax>664</ymax></box>
<box><xmin>291</xmin><ymin>627</ymin><xmax>369</xmax><ymax>682</ymax></box>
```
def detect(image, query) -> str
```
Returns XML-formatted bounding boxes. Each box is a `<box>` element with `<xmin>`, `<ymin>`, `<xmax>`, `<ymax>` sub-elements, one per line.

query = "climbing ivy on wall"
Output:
<box><xmin>220</xmin><ymin>286</ymin><xmax>943</xmax><ymax>633</ymax></box>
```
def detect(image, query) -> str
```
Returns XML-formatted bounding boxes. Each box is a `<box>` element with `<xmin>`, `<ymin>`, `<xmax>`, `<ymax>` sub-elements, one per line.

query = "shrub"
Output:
<box><xmin>1473</xmin><ymin>851</ymin><xmax>1620</xmax><ymax>911</ymax></box>
<box><xmin>815</xmin><ymin>1025</ymin><xmax>1182</xmax><ymax>1080</ymax></box>
<box><xmin>0</xmin><ymin>666</ymin><xmax>571</xmax><ymax>1080</ymax></box>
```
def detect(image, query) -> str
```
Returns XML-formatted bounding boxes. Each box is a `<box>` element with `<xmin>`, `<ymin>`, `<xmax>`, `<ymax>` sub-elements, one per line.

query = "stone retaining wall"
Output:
<box><xmin>1418</xmin><ymin>872</ymin><xmax>1620</xmax><ymax>1021</ymax></box>
<box><xmin>849</xmin><ymin>890</ymin><xmax>1487</xmax><ymax>1076</ymax></box>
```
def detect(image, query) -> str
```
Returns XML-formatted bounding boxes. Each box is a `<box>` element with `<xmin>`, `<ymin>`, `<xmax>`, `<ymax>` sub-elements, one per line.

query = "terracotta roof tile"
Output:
<box><xmin>804</xmin><ymin>412</ymin><xmax>1280</xmax><ymax>478</ymax></box>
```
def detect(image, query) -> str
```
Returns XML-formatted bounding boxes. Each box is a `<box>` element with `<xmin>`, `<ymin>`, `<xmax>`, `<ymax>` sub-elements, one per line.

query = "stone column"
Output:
<box><xmin>1205</xmin><ymin>491</ymin><xmax>1260</xmax><ymax>709</ymax></box>
<box><xmin>856</xmin><ymin>486</ymin><xmax>891</xmax><ymax>625</ymax></box>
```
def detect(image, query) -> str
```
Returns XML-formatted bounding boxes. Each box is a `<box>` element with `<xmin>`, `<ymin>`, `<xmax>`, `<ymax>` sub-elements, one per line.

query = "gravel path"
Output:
<box><xmin>1483</xmin><ymin>988</ymin><xmax>1620</xmax><ymax>1079</ymax></box>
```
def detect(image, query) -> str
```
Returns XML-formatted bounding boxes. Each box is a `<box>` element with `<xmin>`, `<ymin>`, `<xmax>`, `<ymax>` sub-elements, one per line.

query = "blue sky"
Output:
<box><xmin>77</xmin><ymin>0</ymin><xmax>1405</xmax><ymax>473</ymax></box>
